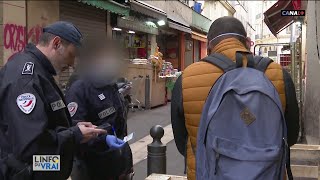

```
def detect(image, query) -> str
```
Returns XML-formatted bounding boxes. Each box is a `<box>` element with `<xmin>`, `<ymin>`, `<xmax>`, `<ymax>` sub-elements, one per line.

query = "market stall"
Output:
<box><xmin>112</xmin><ymin>15</ymin><xmax>181</xmax><ymax>108</ymax></box>
<box><xmin>149</xmin><ymin>46</ymin><xmax>181</xmax><ymax>103</ymax></box>
<box><xmin>112</xmin><ymin>15</ymin><xmax>168</xmax><ymax>108</ymax></box>
<box><xmin>124</xmin><ymin>46</ymin><xmax>181</xmax><ymax>108</ymax></box>
<box><xmin>120</xmin><ymin>39</ymin><xmax>168</xmax><ymax>107</ymax></box>
<box><xmin>158</xmin><ymin>61</ymin><xmax>180</xmax><ymax>102</ymax></box>
<box><xmin>156</xmin><ymin>32</ymin><xmax>181</xmax><ymax>101</ymax></box>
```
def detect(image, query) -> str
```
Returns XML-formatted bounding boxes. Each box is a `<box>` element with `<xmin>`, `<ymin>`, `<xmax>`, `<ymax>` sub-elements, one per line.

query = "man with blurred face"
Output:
<box><xmin>171</xmin><ymin>16</ymin><xmax>299</xmax><ymax>180</ymax></box>
<box><xmin>0</xmin><ymin>21</ymin><xmax>107</xmax><ymax>180</ymax></box>
<box><xmin>65</xmin><ymin>39</ymin><xmax>133</xmax><ymax>180</ymax></box>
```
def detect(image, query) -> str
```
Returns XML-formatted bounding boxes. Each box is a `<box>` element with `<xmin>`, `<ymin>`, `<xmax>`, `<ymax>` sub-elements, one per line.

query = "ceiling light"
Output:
<box><xmin>112</xmin><ymin>27</ymin><xmax>122</xmax><ymax>31</ymax></box>
<box><xmin>146</xmin><ymin>21</ymin><xmax>157</xmax><ymax>27</ymax></box>
<box><xmin>128</xmin><ymin>30</ymin><xmax>135</xmax><ymax>34</ymax></box>
<box><xmin>157</xmin><ymin>20</ymin><xmax>166</xmax><ymax>26</ymax></box>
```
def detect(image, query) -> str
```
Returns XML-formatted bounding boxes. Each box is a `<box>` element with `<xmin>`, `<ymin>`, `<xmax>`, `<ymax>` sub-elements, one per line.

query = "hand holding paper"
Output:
<box><xmin>105</xmin><ymin>135</ymin><xmax>125</xmax><ymax>149</ymax></box>
<box><xmin>123</xmin><ymin>132</ymin><xmax>134</xmax><ymax>143</ymax></box>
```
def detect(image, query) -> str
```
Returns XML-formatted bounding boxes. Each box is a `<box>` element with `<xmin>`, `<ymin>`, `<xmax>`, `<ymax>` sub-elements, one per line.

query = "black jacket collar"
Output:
<box><xmin>25</xmin><ymin>43</ymin><xmax>57</xmax><ymax>76</ymax></box>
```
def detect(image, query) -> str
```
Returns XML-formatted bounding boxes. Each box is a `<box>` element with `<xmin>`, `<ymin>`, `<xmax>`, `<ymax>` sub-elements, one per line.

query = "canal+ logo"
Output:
<box><xmin>281</xmin><ymin>10</ymin><xmax>305</xmax><ymax>16</ymax></box>
<box><xmin>33</xmin><ymin>155</ymin><xmax>60</xmax><ymax>171</ymax></box>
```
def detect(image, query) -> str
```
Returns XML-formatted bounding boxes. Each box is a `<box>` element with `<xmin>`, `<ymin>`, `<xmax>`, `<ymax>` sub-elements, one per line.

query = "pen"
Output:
<box><xmin>112</xmin><ymin>126</ymin><xmax>119</xmax><ymax>143</ymax></box>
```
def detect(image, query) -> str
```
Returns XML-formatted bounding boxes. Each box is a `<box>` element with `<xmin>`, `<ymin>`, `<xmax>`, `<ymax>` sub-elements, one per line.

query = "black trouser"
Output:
<box><xmin>0</xmin><ymin>155</ymin><xmax>32</xmax><ymax>180</ymax></box>
<box><xmin>71</xmin><ymin>159</ymin><xmax>91</xmax><ymax>180</ymax></box>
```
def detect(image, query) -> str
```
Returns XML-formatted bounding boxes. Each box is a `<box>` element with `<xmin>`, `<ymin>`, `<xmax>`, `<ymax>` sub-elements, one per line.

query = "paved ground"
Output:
<box><xmin>126</xmin><ymin>104</ymin><xmax>185</xmax><ymax>180</ymax></box>
<box><xmin>127</xmin><ymin>104</ymin><xmax>172</xmax><ymax>144</ymax></box>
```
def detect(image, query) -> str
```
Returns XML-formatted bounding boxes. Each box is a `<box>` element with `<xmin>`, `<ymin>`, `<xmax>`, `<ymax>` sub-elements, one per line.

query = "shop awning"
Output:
<box><xmin>168</xmin><ymin>21</ymin><xmax>192</xmax><ymax>34</ymax></box>
<box><xmin>191</xmin><ymin>11</ymin><xmax>212</xmax><ymax>33</ymax></box>
<box><xmin>117</xmin><ymin>17</ymin><xmax>159</xmax><ymax>35</ymax></box>
<box><xmin>79</xmin><ymin>0</ymin><xmax>130</xmax><ymax>16</ymax></box>
<box><xmin>264</xmin><ymin>0</ymin><xmax>302</xmax><ymax>36</ymax></box>
<box><xmin>167</xmin><ymin>11</ymin><xmax>191</xmax><ymax>29</ymax></box>
<box><xmin>191</xmin><ymin>31</ymin><xmax>207</xmax><ymax>42</ymax></box>
<box><xmin>129</xmin><ymin>0</ymin><xmax>167</xmax><ymax>20</ymax></box>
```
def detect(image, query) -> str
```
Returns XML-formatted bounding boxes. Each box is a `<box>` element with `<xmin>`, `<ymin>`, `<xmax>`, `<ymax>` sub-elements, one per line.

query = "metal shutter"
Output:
<box><xmin>59</xmin><ymin>0</ymin><xmax>107</xmax><ymax>90</ymax></box>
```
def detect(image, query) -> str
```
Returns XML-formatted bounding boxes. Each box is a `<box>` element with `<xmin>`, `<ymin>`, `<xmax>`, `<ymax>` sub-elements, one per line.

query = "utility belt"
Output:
<box><xmin>0</xmin><ymin>154</ymin><xmax>32</xmax><ymax>180</ymax></box>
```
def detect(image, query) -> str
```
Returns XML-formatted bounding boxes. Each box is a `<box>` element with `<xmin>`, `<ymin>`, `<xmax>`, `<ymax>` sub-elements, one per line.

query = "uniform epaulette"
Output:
<box><xmin>21</xmin><ymin>62</ymin><xmax>34</xmax><ymax>75</ymax></box>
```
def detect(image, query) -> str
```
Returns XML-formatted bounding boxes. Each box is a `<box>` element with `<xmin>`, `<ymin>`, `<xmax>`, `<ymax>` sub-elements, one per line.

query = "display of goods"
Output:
<box><xmin>148</xmin><ymin>46</ymin><xmax>163</xmax><ymax>73</ymax></box>
<box><xmin>159</xmin><ymin>62</ymin><xmax>177</xmax><ymax>77</ymax></box>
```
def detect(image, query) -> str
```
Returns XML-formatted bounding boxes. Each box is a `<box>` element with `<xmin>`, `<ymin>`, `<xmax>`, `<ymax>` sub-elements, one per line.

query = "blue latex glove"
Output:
<box><xmin>105</xmin><ymin>135</ymin><xmax>125</xmax><ymax>150</ymax></box>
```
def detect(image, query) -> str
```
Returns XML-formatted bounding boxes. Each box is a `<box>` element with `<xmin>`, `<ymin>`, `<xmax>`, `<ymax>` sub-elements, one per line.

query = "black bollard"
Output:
<box><xmin>145</xmin><ymin>75</ymin><xmax>151</xmax><ymax>110</ymax></box>
<box><xmin>147</xmin><ymin>125</ymin><xmax>166</xmax><ymax>176</ymax></box>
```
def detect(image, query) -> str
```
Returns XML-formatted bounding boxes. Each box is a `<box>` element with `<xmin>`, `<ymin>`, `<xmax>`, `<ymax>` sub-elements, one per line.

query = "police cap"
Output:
<box><xmin>43</xmin><ymin>21</ymin><xmax>83</xmax><ymax>47</ymax></box>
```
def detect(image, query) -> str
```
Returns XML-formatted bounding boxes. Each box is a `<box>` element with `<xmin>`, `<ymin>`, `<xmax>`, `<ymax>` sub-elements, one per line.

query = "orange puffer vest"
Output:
<box><xmin>182</xmin><ymin>38</ymin><xmax>286</xmax><ymax>180</ymax></box>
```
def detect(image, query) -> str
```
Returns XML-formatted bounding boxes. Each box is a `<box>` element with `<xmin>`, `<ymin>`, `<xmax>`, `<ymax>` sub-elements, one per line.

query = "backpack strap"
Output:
<box><xmin>203</xmin><ymin>52</ymin><xmax>258</xmax><ymax>72</ymax></box>
<box><xmin>254</xmin><ymin>56</ymin><xmax>273</xmax><ymax>72</ymax></box>
<box><xmin>202</xmin><ymin>53</ymin><xmax>236</xmax><ymax>72</ymax></box>
<box><xmin>235</xmin><ymin>52</ymin><xmax>255</xmax><ymax>68</ymax></box>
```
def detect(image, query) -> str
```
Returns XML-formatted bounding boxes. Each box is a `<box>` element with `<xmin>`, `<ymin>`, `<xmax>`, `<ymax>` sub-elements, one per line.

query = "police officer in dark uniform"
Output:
<box><xmin>65</xmin><ymin>40</ymin><xmax>133</xmax><ymax>180</ymax></box>
<box><xmin>0</xmin><ymin>21</ymin><xmax>107</xmax><ymax>180</ymax></box>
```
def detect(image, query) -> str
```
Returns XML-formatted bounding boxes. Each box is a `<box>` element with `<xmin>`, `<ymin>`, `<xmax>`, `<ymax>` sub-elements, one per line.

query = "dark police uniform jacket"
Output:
<box><xmin>65</xmin><ymin>76</ymin><xmax>130</xmax><ymax>178</ymax></box>
<box><xmin>65</xmin><ymin>78</ymin><xmax>127</xmax><ymax>137</ymax></box>
<box><xmin>0</xmin><ymin>44</ymin><xmax>83</xmax><ymax>180</ymax></box>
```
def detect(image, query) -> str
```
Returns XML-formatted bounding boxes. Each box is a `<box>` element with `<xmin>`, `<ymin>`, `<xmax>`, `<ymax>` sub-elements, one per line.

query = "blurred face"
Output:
<box><xmin>59</xmin><ymin>43</ymin><xmax>77</xmax><ymax>68</ymax></box>
<box><xmin>81</xmin><ymin>40</ymin><xmax>124</xmax><ymax>79</ymax></box>
<box><xmin>90</xmin><ymin>49</ymin><xmax>122</xmax><ymax>78</ymax></box>
<box><xmin>51</xmin><ymin>37</ymin><xmax>77</xmax><ymax>71</ymax></box>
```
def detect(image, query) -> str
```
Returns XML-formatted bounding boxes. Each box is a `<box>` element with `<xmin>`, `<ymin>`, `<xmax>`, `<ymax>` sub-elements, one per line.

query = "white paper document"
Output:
<box><xmin>123</xmin><ymin>132</ymin><xmax>134</xmax><ymax>142</ymax></box>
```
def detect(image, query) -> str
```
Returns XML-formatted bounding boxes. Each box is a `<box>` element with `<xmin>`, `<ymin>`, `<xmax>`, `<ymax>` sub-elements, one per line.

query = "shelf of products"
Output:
<box><xmin>159</xmin><ymin>61</ymin><xmax>180</xmax><ymax>78</ymax></box>
<box><xmin>131</xmin><ymin>58</ymin><xmax>149</xmax><ymax>65</ymax></box>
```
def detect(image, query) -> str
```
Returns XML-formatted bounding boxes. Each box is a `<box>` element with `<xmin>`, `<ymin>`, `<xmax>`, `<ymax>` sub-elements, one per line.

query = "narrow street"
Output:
<box><xmin>127</xmin><ymin>104</ymin><xmax>185</xmax><ymax>180</ymax></box>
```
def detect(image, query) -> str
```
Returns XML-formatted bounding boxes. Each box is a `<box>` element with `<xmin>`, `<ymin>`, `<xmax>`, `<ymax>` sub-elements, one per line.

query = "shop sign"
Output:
<box><xmin>117</xmin><ymin>17</ymin><xmax>159</xmax><ymax>35</ymax></box>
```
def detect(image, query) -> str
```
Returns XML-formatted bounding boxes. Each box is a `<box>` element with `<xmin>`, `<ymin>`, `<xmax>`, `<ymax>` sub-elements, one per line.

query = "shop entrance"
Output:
<box><xmin>157</xmin><ymin>32</ymin><xmax>179</xmax><ymax>69</ymax></box>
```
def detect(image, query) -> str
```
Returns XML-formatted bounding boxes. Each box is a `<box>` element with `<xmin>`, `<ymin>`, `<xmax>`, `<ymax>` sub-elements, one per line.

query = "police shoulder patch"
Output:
<box><xmin>67</xmin><ymin>102</ymin><xmax>78</xmax><ymax>117</ymax></box>
<box><xmin>22</xmin><ymin>62</ymin><xmax>34</xmax><ymax>75</ymax></box>
<box><xmin>16</xmin><ymin>93</ymin><xmax>36</xmax><ymax>114</ymax></box>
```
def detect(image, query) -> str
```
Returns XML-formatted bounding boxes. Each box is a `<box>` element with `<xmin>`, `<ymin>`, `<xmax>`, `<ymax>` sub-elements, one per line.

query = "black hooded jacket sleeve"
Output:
<box><xmin>283</xmin><ymin>69</ymin><xmax>300</xmax><ymax>146</ymax></box>
<box><xmin>171</xmin><ymin>76</ymin><xmax>188</xmax><ymax>157</ymax></box>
